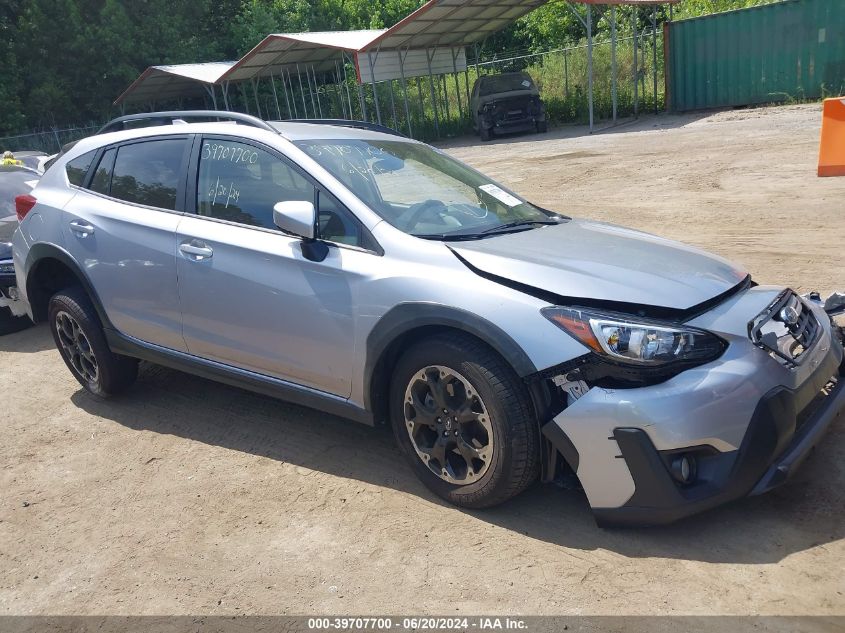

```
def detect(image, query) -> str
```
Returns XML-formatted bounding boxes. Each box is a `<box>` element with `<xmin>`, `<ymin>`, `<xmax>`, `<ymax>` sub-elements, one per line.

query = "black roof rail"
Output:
<box><xmin>286</xmin><ymin>119</ymin><xmax>406</xmax><ymax>138</ymax></box>
<box><xmin>97</xmin><ymin>111</ymin><xmax>278</xmax><ymax>135</ymax></box>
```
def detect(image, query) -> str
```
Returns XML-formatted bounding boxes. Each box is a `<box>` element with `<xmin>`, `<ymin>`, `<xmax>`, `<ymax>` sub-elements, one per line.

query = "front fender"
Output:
<box><xmin>363</xmin><ymin>302</ymin><xmax>538</xmax><ymax>414</ymax></box>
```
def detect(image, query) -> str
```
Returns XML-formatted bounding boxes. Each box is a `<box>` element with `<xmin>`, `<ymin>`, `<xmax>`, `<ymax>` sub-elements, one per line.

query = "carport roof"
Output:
<box><xmin>113</xmin><ymin>62</ymin><xmax>235</xmax><ymax>106</ymax></box>
<box><xmin>365</xmin><ymin>0</ymin><xmax>547</xmax><ymax>51</ymax></box>
<box><xmin>219</xmin><ymin>30</ymin><xmax>386</xmax><ymax>83</ymax></box>
<box><xmin>364</xmin><ymin>0</ymin><xmax>678</xmax><ymax>52</ymax></box>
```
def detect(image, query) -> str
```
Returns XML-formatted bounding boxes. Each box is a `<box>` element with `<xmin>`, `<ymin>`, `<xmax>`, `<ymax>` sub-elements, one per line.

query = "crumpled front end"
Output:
<box><xmin>533</xmin><ymin>285</ymin><xmax>845</xmax><ymax>526</ymax></box>
<box><xmin>480</xmin><ymin>94</ymin><xmax>545</xmax><ymax>135</ymax></box>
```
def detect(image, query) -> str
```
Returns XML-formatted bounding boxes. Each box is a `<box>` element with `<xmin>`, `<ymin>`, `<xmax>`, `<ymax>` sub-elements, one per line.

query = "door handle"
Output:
<box><xmin>179</xmin><ymin>242</ymin><xmax>213</xmax><ymax>260</ymax></box>
<box><xmin>69</xmin><ymin>220</ymin><xmax>94</xmax><ymax>237</ymax></box>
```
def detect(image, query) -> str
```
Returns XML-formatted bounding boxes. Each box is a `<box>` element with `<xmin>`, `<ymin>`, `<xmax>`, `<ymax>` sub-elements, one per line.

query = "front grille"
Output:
<box><xmin>749</xmin><ymin>290</ymin><xmax>820</xmax><ymax>368</ymax></box>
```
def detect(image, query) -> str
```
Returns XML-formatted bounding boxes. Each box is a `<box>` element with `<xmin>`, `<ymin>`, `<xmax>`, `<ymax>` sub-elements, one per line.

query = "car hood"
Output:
<box><xmin>449</xmin><ymin>219</ymin><xmax>748</xmax><ymax>311</ymax></box>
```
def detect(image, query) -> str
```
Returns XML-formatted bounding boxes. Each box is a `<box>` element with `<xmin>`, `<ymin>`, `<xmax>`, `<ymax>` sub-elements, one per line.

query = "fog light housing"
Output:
<box><xmin>670</xmin><ymin>454</ymin><xmax>697</xmax><ymax>484</ymax></box>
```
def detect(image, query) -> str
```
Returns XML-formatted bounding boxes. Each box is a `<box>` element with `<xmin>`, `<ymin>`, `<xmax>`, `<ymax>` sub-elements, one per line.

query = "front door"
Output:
<box><xmin>175</xmin><ymin>136</ymin><xmax>378</xmax><ymax>397</ymax></box>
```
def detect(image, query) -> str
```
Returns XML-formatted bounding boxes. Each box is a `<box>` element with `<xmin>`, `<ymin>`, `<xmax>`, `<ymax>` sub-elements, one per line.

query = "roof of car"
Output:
<box><xmin>70</xmin><ymin>120</ymin><xmax>414</xmax><ymax>156</ymax></box>
<box><xmin>269</xmin><ymin>121</ymin><xmax>413</xmax><ymax>143</ymax></box>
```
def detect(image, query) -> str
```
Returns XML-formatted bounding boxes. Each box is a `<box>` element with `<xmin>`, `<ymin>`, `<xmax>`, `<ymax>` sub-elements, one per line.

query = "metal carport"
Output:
<box><xmin>113</xmin><ymin>62</ymin><xmax>236</xmax><ymax>111</ymax></box>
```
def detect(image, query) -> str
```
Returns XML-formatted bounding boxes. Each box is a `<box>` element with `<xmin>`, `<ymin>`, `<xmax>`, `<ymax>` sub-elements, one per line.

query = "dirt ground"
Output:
<box><xmin>1</xmin><ymin>104</ymin><xmax>843</xmax><ymax>618</ymax></box>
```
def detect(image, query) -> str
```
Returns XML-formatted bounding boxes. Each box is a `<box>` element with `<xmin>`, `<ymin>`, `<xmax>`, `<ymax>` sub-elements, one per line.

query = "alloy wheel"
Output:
<box><xmin>55</xmin><ymin>310</ymin><xmax>98</xmax><ymax>383</ymax></box>
<box><xmin>403</xmin><ymin>365</ymin><xmax>493</xmax><ymax>485</ymax></box>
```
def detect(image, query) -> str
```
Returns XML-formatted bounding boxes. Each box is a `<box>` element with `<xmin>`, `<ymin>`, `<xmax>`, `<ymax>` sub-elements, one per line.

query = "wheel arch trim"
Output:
<box><xmin>24</xmin><ymin>242</ymin><xmax>113</xmax><ymax>328</ymax></box>
<box><xmin>363</xmin><ymin>302</ymin><xmax>538</xmax><ymax>415</ymax></box>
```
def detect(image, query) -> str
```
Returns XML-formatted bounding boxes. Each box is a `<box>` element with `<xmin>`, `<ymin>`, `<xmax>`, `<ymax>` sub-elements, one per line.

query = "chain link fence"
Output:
<box><xmin>0</xmin><ymin>124</ymin><xmax>102</xmax><ymax>155</ymax></box>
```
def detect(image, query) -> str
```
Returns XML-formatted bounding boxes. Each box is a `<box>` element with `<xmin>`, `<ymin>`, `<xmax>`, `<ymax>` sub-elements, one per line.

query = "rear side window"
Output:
<box><xmin>90</xmin><ymin>148</ymin><xmax>115</xmax><ymax>195</ymax></box>
<box><xmin>109</xmin><ymin>139</ymin><xmax>186</xmax><ymax>210</ymax></box>
<box><xmin>65</xmin><ymin>150</ymin><xmax>96</xmax><ymax>186</ymax></box>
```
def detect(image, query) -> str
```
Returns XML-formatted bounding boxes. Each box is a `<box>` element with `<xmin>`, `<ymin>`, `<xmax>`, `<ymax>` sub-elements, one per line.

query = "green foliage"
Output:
<box><xmin>0</xmin><ymin>0</ymin><xmax>787</xmax><ymax>138</ymax></box>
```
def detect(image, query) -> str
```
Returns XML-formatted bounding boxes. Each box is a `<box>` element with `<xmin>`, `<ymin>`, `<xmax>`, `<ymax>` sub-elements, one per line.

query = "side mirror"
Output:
<box><xmin>273</xmin><ymin>200</ymin><xmax>316</xmax><ymax>240</ymax></box>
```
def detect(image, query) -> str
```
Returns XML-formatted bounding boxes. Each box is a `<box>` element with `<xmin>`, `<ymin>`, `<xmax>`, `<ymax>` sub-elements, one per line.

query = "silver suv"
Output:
<box><xmin>11</xmin><ymin>112</ymin><xmax>845</xmax><ymax>526</ymax></box>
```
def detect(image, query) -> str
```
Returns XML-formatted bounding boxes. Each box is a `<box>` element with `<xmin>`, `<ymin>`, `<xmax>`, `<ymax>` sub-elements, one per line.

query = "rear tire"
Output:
<box><xmin>390</xmin><ymin>333</ymin><xmax>539</xmax><ymax>508</ymax></box>
<box><xmin>536</xmin><ymin>120</ymin><xmax>548</xmax><ymax>134</ymax></box>
<box><xmin>48</xmin><ymin>287</ymin><xmax>138</xmax><ymax>397</ymax></box>
<box><xmin>480</xmin><ymin>127</ymin><xmax>493</xmax><ymax>142</ymax></box>
<box><xmin>0</xmin><ymin>307</ymin><xmax>31</xmax><ymax>335</ymax></box>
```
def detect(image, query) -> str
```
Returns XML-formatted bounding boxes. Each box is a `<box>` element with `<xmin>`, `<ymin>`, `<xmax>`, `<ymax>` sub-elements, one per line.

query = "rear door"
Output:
<box><xmin>62</xmin><ymin>136</ymin><xmax>190</xmax><ymax>350</ymax></box>
<box><xmin>175</xmin><ymin>135</ymin><xmax>380</xmax><ymax>397</ymax></box>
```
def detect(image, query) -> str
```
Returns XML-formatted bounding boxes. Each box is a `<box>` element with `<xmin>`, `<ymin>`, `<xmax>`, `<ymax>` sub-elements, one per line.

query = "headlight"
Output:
<box><xmin>0</xmin><ymin>261</ymin><xmax>14</xmax><ymax>274</ymax></box>
<box><xmin>542</xmin><ymin>307</ymin><xmax>726</xmax><ymax>366</ymax></box>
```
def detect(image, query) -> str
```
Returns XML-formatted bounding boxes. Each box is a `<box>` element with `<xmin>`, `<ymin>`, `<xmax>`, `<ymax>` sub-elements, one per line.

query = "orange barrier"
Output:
<box><xmin>818</xmin><ymin>97</ymin><xmax>845</xmax><ymax>177</ymax></box>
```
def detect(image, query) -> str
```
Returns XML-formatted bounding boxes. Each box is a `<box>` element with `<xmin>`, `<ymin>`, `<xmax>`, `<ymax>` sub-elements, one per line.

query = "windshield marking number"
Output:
<box><xmin>209</xmin><ymin>176</ymin><xmax>240</xmax><ymax>209</ymax></box>
<box><xmin>202</xmin><ymin>143</ymin><xmax>258</xmax><ymax>164</ymax></box>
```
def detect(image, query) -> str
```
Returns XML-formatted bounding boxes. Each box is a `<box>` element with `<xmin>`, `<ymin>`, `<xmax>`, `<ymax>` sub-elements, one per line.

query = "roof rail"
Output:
<box><xmin>286</xmin><ymin>119</ymin><xmax>406</xmax><ymax>138</ymax></box>
<box><xmin>97</xmin><ymin>111</ymin><xmax>278</xmax><ymax>135</ymax></box>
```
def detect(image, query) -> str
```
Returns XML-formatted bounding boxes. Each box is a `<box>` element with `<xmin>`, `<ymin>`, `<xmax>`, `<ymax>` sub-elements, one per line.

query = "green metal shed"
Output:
<box><xmin>667</xmin><ymin>0</ymin><xmax>845</xmax><ymax>112</ymax></box>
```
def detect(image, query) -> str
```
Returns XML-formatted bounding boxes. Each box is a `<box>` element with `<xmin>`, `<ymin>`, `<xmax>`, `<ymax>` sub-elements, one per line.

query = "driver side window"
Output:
<box><xmin>196</xmin><ymin>137</ymin><xmax>374</xmax><ymax>250</ymax></box>
<box><xmin>197</xmin><ymin>139</ymin><xmax>311</xmax><ymax>229</ymax></box>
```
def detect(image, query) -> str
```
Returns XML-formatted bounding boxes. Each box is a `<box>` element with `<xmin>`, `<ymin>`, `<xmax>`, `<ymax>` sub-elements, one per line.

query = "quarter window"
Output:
<box><xmin>65</xmin><ymin>150</ymin><xmax>96</xmax><ymax>187</ymax></box>
<box><xmin>109</xmin><ymin>139</ymin><xmax>186</xmax><ymax>210</ymax></box>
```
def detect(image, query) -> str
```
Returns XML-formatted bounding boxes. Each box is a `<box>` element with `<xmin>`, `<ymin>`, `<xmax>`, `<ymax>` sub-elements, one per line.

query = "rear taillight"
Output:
<box><xmin>15</xmin><ymin>194</ymin><xmax>36</xmax><ymax>222</ymax></box>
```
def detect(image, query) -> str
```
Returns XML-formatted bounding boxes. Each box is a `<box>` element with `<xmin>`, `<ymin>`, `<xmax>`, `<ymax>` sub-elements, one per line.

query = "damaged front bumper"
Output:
<box><xmin>535</xmin><ymin>288</ymin><xmax>845</xmax><ymax>527</ymax></box>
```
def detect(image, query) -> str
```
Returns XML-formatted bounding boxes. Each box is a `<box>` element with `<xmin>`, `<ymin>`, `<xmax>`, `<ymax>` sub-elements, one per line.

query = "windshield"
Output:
<box><xmin>478</xmin><ymin>73</ymin><xmax>535</xmax><ymax>96</ymax></box>
<box><xmin>295</xmin><ymin>139</ymin><xmax>562</xmax><ymax>239</ymax></box>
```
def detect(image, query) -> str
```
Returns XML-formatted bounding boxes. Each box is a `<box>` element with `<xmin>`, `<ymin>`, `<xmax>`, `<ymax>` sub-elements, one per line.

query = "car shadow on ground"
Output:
<box><xmin>62</xmin><ymin>354</ymin><xmax>845</xmax><ymax>567</ymax></box>
<box><xmin>0</xmin><ymin>322</ymin><xmax>53</xmax><ymax>353</ymax></box>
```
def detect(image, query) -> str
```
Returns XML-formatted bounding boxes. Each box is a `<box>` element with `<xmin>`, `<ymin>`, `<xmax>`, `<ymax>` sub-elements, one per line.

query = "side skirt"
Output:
<box><xmin>105</xmin><ymin>330</ymin><xmax>374</xmax><ymax>426</ymax></box>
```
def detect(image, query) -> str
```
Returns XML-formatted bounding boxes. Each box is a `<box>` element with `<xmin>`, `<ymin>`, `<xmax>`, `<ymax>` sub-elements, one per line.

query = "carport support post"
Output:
<box><xmin>312</xmin><ymin>66</ymin><xmax>324</xmax><ymax>118</ymax></box>
<box><xmin>334</xmin><ymin>62</ymin><xmax>347</xmax><ymax>119</ymax></box>
<box><xmin>222</xmin><ymin>82</ymin><xmax>231</xmax><ymax>111</ymax></box>
<box><xmin>611</xmin><ymin>5</ymin><xmax>618</xmax><ymax>123</ymax></box>
<box><xmin>652</xmin><ymin>7</ymin><xmax>659</xmax><ymax>114</ymax></box>
<box><xmin>388</xmin><ymin>79</ymin><xmax>398</xmax><ymax>130</ymax></box>
<box><xmin>564</xmin><ymin>48</ymin><xmax>569</xmax><ymax>99</ymax></box>
<box><xmin>367</xmin><ymin>50</ymin><xmax>383</xmax><ymax>125</ymax></box>
<box><xmin>251</xmin><ymin>78</ymin><xmax>262</xmax><ymax>119</ymax></box>
<box><xmin>341</xmin><ymin>55</ymin><xmax>356</xmax><ymax>120</ymax></box>
<box><xmin>426</xmin><ymin>48</ymin><xmax>441</xmax><ymax>138</ymax></box>
<box><xmin>279</xmin><ymin>69</ymin><xmax>292</xmax><ymax>119</ymax></box>
<box><xmin>286</xmin><ymin>69</ymin><xmax>298</xmax><ymax>118</ymax></box>
<box><xmin>239</xmin><ymin>82</ymin><xmax>250</xmax><ymax>115</ymax></box>
<box><xmin>633</xmin><ymin>7</ymin><xmax>639</xmax><ymax>117</ymax></box>
<box><xmin>416</xmin><ymin>76</ymin><xmax>425</xmax><ymax>131</ymax></box>
<box><xmin>441</xmin><ymin>73</ymin><xmax>451</xmax><ymax>123</ymax></box>
<box><xmin>586</xmin><ymin>4</ymin><xmax>594</xmax><ymax>133</ymax></box>
<box><xmin>463</xmin><ymin>51</ymin><xmax>471</xmax><ymax>113</ymax></box>
<box><xmin>305</xmin><ymin>65</ymin><xmax>317</xmax><ymax>118</ymax></box>
<box><xmin>269</xmin><ymin>72</ymin><xmax>281</xmax><ymax>119</ymax></box>
<box><xmin>205</xmin><ymin>84</ymin><xmax>218</xmax><ymax>110</ymax></box>
<box><xmin>398</xmin><ymin>48</ymin><xmax>414</xmax><ymax>138</ymax></box>
<box><xmin>452</xmin><ymin>49</ymin><xmax>463</xmax><ymax>121</ymax></box>
<box><xmin>296</xmin><ymin>65</ymin><xmax>308</xmax><ymax>118</ymax></box>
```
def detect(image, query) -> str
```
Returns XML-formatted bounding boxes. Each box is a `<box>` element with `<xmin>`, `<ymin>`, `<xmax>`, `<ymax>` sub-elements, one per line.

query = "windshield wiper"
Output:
<box><xmin>479</xmin><ymin>219</ymin><xmax>561</xmax><ymax>235</ymax></box>
<box><xmin>412</xmin><ymin>233</ymin><xmax>486</xmax><ymax>242</ymax></box>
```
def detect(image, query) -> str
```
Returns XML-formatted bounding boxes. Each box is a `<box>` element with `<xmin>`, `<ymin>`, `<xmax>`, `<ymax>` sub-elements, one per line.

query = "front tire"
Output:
<box><xmin>390</xmin><ymin>333</ymin><xmax>539</xmax><ymax>508</ymax></box>
<box><xmin>480</xmin><ymin>126</ymin><xmax>493</xmax><ymax>142</ymax></box>
<box><xmin>48</xmin><ymin>287</ymin><xmax>138</xmax><ymax>397</ymax></box>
